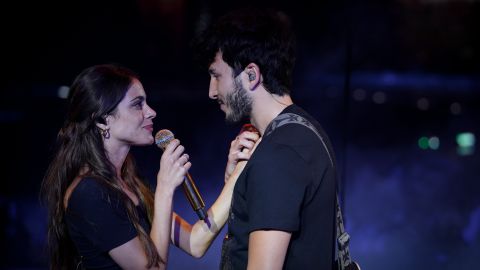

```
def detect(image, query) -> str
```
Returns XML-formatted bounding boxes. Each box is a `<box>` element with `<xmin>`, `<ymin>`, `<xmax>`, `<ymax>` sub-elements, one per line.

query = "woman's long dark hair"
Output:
<box><xmin>40</xmin><ymin>64</ymin><xmax>160</xmax><ymax>269</ymax></box>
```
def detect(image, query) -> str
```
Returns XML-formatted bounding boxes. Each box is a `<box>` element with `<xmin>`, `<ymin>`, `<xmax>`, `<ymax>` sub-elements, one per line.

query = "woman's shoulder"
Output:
<box><xmin>69</xmin><ymin>177</ymin><xmax>105</xmax><ymax>198</ymax></box>
<box><xmin>67</xmin><ymin>177</ymin><xmax>115</xmax><ymax>211</ymax></box>
<box><xmin>75</xmin><ymin>176</ymin><xmax>104</xmax><ymax>192</ymax></box>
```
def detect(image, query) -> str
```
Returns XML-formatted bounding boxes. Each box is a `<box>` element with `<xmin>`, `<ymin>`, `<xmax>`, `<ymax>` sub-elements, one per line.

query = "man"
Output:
<box><xmin>194</xmin><ymin>8</ymin><xmax>337</xmax><ymax>270</ymax></box>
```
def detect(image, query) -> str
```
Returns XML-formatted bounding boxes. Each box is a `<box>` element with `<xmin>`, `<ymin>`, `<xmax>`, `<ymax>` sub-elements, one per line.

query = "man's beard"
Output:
<box><xmin>224</xmin><ymin>76</ymin><xmax>253</xmax><ymax>123</ymax></box>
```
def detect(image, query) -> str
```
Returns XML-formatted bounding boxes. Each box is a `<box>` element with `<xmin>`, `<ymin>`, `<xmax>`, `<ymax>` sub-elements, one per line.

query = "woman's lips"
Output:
<box><xmin>144</xmin><ymin>124</ymin><xmax>154</xmax><ymax>132</ymax></box>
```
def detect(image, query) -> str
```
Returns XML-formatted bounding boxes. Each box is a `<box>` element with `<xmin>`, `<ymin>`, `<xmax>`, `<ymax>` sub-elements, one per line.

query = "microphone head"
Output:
<box><xmin>155</xmin><ymin>129</ymin><xmax>175</xmax><ymax>150</ymax></box>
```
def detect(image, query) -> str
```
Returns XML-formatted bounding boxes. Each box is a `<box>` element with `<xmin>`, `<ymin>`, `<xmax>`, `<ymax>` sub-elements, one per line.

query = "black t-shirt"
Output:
<box><xmin>66</xmin><ymin>177</ymin><xmax>150</xmax><ymax>269</ymax></box>
<box><xmin>223</xmin><ymin>104</ymin><xmax>336</xmax><ymax>269</ymax></box>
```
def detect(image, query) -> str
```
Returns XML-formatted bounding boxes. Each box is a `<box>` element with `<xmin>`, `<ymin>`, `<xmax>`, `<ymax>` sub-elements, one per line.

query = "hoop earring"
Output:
<box><xmin>100</xmin><ymin>128</ymin><xmax>110</xmax><ymax>139</ymax></box>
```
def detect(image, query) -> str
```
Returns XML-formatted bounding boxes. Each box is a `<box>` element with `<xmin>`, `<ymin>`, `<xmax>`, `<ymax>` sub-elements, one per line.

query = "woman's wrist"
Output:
<box><xmin>155</xmin><ymin>185</ymin><xmax>175</xmax><ymax>199</ymax></box>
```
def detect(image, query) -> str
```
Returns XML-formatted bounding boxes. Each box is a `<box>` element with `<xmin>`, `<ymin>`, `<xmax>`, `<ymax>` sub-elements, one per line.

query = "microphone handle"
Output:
<box><xmin>182</xmin><ymin>172</ymin><xmax>208</xmax><ymax>220</ymax></box>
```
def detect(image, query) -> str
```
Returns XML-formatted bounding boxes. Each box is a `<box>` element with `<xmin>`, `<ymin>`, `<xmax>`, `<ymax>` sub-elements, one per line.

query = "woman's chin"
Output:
<box><xmin>134</xmin><ymin>137</ymin><xmax>154</xmax><ymax>146</ymax></box>
<box><xmin>145</xmin><ymin>137</ymin><xmax>155</xmax><ymax>145</ymax></box>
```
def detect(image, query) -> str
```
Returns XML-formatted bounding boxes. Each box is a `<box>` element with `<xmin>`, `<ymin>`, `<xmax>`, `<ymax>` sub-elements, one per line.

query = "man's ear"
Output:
<box><xmin>245</xmin><ymin>63</ymin><xmax>261</xmax><ymax>91</ymax></box>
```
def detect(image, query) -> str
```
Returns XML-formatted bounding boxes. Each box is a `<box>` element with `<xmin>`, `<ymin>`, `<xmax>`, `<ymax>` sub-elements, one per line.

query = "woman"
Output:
<box><xmin>41</xmin><ymin>64</ymin><xmax>259</xmax><ymax>269</ymax></box>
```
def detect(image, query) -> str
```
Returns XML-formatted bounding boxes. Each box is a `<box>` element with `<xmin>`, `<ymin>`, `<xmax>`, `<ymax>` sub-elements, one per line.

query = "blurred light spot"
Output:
<box><xmin>372</xmin><ymin>91</ymin><xmax>386</xmax><ymax>104</ymax></box>
<box><xmin>418</xmin><ymin>137</ymin><xmax>429</xmax><ymax>150</ymax></box>
<box><xmin>417</xmin><ymin>97</ymin><xmax>430</xmax><ymax>111</ymax></box>
<box><xmin>457</xmin><ymin>132</ymin><xmax>476</xmax><ymax>156</ymax></box>
<box><xmin>58</xmin><ymin>86</ymin><xmax>70</xmax><ymax>99</ymax></box>
<box><xmin>450</xmin><ymin>102</ymin><xmax>462</xmax><ymax>115</ymax></box>
<box><xmin>458</xmin><ymin>147</ymin><xmax>475</xmax><ymax>156</ymax></box>
<box><xmin>428</xmin><ymin>136</ymin><xmax>440</xmax><ymax>150</ymax></box>
<box><xmin>457</xmin><ymin>132</ymin><xmax>475</xmax><ymax>148</ymax></box>
<box><xmin>352</xmin><ymin>88</ymin><xmax>366</xmax><ymax>101</ymax></box>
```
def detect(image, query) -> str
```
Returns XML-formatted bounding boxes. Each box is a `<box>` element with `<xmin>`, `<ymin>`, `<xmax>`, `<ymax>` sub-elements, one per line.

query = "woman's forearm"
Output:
<box><xmin>151</xmin><ymin>138</ymin><xmax>191</xmax><ymax>268</ymax></box>
<box><xmin>186</xmin><ymin>161</ymin><xmax>246</xmax><ymax>257</ymax></box>
<box><xmin>150</xmin><ymin>188</ymin><xmax>175</xmax><ymax>269</ymax></box>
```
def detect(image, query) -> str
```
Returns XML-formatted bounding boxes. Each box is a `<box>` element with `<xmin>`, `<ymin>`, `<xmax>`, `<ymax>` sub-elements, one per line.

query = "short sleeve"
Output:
<box><xmin>66</xmin><ymin>178</ymin><xmax>138</xmax><ymax>252</ymax></box>
<box><xmin>246</xmin><ymin>143</ymin><xmax>309</xmax><ymax>233</ymax></box>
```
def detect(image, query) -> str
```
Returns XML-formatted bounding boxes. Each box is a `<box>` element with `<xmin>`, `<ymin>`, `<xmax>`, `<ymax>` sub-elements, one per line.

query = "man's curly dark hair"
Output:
<box><xmin>193</xmin><ymin>8</ymin><xmax>296</xmax><ymax>96</ymax></box>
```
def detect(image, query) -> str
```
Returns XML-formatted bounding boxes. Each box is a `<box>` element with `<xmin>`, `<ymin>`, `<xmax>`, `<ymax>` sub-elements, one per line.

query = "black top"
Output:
<box><xmin>66</xmin><ymin>177</ymin><xmax>150</xmax><ymax>269</ymax></box>
<box><xmin>222</xmin><ymin>104</ymin><xmax>336</xmax><ymax>270</ymax></box>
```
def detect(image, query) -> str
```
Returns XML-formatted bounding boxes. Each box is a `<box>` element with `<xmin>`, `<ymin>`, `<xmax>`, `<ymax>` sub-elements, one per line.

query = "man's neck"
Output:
<box><xmin>250</xmin><ymin>93</ymin><xmax>293</xmax><ymax>135</ymax></box>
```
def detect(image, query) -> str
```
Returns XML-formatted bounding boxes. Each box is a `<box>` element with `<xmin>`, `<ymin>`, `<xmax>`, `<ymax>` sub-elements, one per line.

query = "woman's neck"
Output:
<box><xmin>103</xmin><ymin>140</ymin><xmax>131</xmax><ymax>177</ymax></box>
<box><xmin>104</xmin><ymin>143</ymin><xmax>140</xmax><ymax>205</ymax></box>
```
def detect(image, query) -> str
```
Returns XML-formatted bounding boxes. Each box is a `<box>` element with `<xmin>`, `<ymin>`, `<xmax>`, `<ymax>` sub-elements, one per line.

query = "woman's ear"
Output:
<box><xmin>95</xmin><ymin>120</ymin><xmax>111</xmax><ymax>139</ymax></box>
<box><xmin>95</xmin><ymin>122</ymin><xmax>108</xmax><ymax>130</ymax></box>
<box><xmin>95</xmin><ymin>114</ymin><xmax>111</xmax><ymax>130</ymax></box>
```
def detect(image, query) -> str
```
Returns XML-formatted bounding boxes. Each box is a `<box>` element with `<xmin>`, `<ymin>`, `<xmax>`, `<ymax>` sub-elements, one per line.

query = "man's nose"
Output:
<box><xmin>209</xmin><ymin>79</ymin><xmax>218</xmax><ymax>99</ymax></box>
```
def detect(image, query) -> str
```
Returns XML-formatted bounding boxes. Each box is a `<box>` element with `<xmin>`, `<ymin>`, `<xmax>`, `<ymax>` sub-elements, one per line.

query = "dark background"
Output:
<box><xmin>1</xmin><ymin>0</ymin><xmax>479</xmax><ymax>269</ymax></box>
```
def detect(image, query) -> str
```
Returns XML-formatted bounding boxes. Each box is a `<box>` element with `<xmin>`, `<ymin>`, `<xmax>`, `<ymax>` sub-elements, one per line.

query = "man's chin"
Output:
<box><xmin>225</xmin><ymin>113</ymin><xmax>248</xmax><ymax>124</ymax></box>
<box><xmin>225</xmin><ymin>118</ymin><xmax>240</xmax><ymax>125</ymax></box>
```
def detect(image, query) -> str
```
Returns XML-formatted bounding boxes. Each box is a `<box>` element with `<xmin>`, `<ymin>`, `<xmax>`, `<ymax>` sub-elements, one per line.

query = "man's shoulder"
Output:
<box><xmin>260</xmin><ymin>106</ymin><xmax>333</xmax><ymax>167</ymax></box>
<box><xmin>266</xmin><ymin>104</ymin><xmax>323</xmax><ymax>141</ymax></box>
<box><xmin>267</xmin><ymin>120</ymin><xmax>321</xmax><ymax>147</ymax></box>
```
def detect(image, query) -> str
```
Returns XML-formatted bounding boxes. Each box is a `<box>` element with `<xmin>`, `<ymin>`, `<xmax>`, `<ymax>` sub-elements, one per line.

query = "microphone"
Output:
<box><xmin>155</xmin><ymin>129</ymin><xmax>208</xmax><ymax>220</ymax></box>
